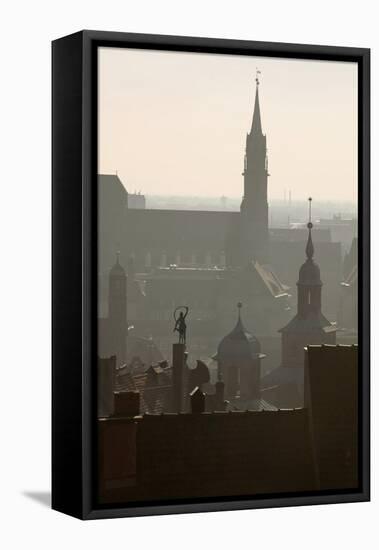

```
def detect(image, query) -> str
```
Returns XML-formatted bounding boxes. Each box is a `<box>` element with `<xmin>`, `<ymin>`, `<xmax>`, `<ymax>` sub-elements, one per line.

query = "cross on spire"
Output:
<box><xmin>251</xmin><ymin>71</ymin><xmax>263</xmax><ymax>135</ymax></box>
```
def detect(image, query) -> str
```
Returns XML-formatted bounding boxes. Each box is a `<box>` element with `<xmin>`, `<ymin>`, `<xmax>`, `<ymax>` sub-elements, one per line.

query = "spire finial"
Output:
<box><xmin>251</xmin><ymin>71</ymin><xmax>263</xmax><ymax>135</ymax></box>
<box><xmin>255</xmin><ymin>68</ymin><xmax>261</xmax><ymax>87</ymax></box>
<box><xmin>237</xmin><ymin>302</ymin><xmax>242</xmax><ymax>321</ymax></box>
<box><xmin>307</xmin><ymin>197</ymin><xmax>313</xmax><ymax>229</ymax></box>
<box><xmin>116</xmin><ymin>250</ymin><xmax>120</xmax><ymax>264</ymax></box>
<box><xmin>306</xmin><ymin>197</ymin><xmax>314</xmax><ymax>260</ymax></box>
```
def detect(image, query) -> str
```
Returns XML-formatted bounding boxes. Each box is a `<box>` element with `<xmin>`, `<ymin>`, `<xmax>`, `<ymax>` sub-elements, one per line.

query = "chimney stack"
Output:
<box><xmin>172</xmin><ymin>343</ymin><xmax>185</xmax><ymax>412</ymax></box>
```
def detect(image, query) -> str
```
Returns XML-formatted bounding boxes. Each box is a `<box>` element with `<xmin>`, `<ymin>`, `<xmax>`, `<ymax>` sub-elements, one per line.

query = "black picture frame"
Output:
<box><xmin>52</xmin><ymin>30</ymin><xmax>370</xmax><ymax>520</ymax></box>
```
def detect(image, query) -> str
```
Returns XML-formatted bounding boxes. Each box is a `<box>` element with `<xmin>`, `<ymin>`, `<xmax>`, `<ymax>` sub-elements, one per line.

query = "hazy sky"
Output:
<box><xmin>98</xmin><ymin>47</ymin><xmax>358</xmax><ymax>202</ymax></box>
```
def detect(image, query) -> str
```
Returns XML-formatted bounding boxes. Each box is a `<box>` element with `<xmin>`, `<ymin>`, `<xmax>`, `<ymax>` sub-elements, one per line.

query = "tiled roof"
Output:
<box><xmin>226</xmin><ymin>397</ymin><xmax>278</xmax><ymax>411</ymax></box>
<box><xmin>115</xmin><ymin>367</ymin><xmax>173</xmax><ymax>415</ymax></box>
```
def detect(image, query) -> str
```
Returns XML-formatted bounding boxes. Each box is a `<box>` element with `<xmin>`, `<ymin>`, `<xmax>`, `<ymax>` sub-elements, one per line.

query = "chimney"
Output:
<box><xmin>114</xmin><ymin>390</ymin><xmax>140</xmax><ymax>417</ymax></box>
<box><xmin>190</xmin><ymin>386</ymin><xmax>205</xmax><ymax>414</ymax></box>
<box><xmin>215</xmin><ymin>374</ymin><xmax>225</xmax><ymax>410</ymax></box>
<box><xmin>172</xmin><ymin>343</ymin><xmax>185</xmax><ymax>413</ymax></box>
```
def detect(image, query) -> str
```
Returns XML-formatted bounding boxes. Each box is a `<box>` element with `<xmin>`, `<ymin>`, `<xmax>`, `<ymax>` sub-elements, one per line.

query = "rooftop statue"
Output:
<box><xmin>173</xmin><ymin>306</ymin><xmax>189</xmax><ymax>345</ymax></box>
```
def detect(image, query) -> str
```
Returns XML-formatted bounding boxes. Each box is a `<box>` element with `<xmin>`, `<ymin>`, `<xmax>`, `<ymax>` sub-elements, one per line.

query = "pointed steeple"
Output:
<box><xmin>240</xmin><ymin>69</ymin><xmax>269</xmax><ymax>266</ymax></box>
<box><xmin>298</xmin><ymin>198</ymin><xmax>321</xmax><ymax>287</ymax></box>
<box><xmin>251</xmin><ymin>70</ymin><xmax>263</xmax><ymax>135</ymax></box>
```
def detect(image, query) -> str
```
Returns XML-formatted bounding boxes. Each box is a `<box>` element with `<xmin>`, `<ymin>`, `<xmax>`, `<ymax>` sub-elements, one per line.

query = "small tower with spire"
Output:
<box><xmin>108</xmin><ymin>251</ymin><xmax>127</xmax><ymax>366</ymax></box>
<box><xmin>215</xmin><ymin>302</ymin><xmax>265</xmax><ymax>400</ymax></box>
<box><xmin>279</xmin><ymin>199</ymin><xmax>337</xmax><ymax>369</ymax></box>
<box><xmin>239</xmin><ymin>70</ymin><xmax>269</xmax><ymax>265</ymax></box>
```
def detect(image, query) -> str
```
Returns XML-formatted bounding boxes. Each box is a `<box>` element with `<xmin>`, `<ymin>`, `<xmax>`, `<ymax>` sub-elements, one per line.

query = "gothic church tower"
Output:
<box><xmin>240</xmin><ymin>73</ymin><xmax>269</xmax><ymax>265</ymax></box>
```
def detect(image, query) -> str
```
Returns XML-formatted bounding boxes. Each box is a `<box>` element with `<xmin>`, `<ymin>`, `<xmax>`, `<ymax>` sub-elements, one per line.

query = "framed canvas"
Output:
<box><xmin>52</xmin><ymin>30</ymin><xmax>370</xmax><ymax>520</ymax></box>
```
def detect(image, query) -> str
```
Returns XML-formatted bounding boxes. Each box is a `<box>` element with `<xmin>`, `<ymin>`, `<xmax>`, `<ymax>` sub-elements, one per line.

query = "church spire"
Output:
<box><xmin>251</xmin><ymin>69</ymin><xmax>263</xmax><ymax>135</ymax></box>
<box><xmin>239</xmin><ymin>68</ymin><xmax>269</xmax><ymax>266</ymax></box>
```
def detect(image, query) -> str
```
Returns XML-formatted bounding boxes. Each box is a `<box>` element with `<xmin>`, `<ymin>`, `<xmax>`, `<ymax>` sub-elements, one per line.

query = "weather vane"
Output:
<box><xmin>173</xmin><ymin>306</ymin><xmax>189</xmax><ymax>345</ymax></box>
<box><xmin>256</xmin><ymin>68</ymin><xmax>261</xmax><ymax>86</ymax></box>
<box><xmin>308</xmin><ymin>197</ymin><xmax>313</xmax><ymax>229</ymax></box>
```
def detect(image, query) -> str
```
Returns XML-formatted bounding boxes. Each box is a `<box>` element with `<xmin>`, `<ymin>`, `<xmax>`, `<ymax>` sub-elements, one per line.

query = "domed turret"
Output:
<box><xmin>215</xmin><ymin>303</ymin><xmax>264</xmax><ymax>400</ymax></box>
<box><xmin>217</xmin><ymin>303</ymin><xmax>261</xmax><ymax>361</ymax></box>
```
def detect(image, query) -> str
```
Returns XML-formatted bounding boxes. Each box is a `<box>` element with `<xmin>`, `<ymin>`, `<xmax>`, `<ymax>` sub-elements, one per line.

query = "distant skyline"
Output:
<box><xmin>99</xmin><ymin>47</ymin><xmax>358</xmax><ymax>203</ymax></box>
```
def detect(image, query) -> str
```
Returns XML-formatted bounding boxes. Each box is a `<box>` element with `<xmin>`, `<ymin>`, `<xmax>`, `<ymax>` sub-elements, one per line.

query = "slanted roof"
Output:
<box><xmin>254</xmin><ymin>261</ymin><xmax>290</xmax><ymax>297</ymax></box>
<box><xmin>115</xmin><ymin>366</ymin><xmax>173</xmax><ymax>415</ymax></box>
<box><xmin>341</xmin><ymin>264</ymin><xmax>357</xmax><ymax>288</ymax></box>
<box><xmin>279</xmin><ymin>312</ymin><xmax>337</xmax><ymax>334</ymax></box>
<box><xmin>126</xmin><ymin>336</ymin><xmax>164</xmax><ymax>366</ymax></box>
<box><xmin>261</xmin><ymin>366</ymin><xmax>304</xmax><ymax>390</ymax></box>
<box><xmin>226</xmin><ymin>397</ymin><xmax>278</xmax><ymax>412</ymax></box>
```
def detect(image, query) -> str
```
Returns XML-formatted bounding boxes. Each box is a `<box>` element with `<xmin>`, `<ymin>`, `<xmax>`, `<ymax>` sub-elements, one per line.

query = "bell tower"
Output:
<box><xmin>240</xmin><ymin>71</ymin><xmax>269</xmax><ymax>265</ymax></box>
<box><xmin>279</xmin><ymin>199</ymin><xmax>337</xmax><ymax>369</ymax></box>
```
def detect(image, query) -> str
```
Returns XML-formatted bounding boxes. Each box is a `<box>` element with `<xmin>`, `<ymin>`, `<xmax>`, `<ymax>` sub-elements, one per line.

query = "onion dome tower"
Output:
<box><xmin>279</xmin><ymin>198</ymin><xmax>337</xmax><ymax>369</ymax></box>
<box><xmin>215</xmin><ymin>303</ymin><xmax>265</xmax><ymax>399</ymax></box>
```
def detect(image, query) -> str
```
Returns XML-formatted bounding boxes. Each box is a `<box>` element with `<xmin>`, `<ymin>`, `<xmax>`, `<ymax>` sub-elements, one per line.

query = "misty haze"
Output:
<box><xmin>96</xmin><ymin>47</ymin><xmax>358</xmax><ymax>505</ymax></box>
